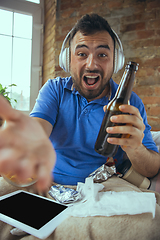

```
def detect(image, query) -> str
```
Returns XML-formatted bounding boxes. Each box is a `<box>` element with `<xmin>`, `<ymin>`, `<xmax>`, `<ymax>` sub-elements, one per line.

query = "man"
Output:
<box><xmin>0</xmin><ymin>14</ymin><xmax>159</xmax><ymax>189</ymax></box>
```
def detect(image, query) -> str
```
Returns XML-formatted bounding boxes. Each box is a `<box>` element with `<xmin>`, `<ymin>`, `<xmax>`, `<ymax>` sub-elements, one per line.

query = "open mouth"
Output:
<box><xmin>83</xmin><ymin>75</ymin><xmax>100</xmax><ymax>86</ymax></box>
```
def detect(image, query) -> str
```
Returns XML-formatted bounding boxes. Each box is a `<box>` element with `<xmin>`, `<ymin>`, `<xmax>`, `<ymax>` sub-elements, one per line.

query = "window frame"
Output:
<box><xmin>0</xmin><ymin>0</ymin><xmax>44</xmax><ymax>114</ymax></box>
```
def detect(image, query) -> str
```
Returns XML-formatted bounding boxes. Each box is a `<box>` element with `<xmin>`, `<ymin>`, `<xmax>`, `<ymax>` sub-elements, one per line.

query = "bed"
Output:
<box><xmin>0</xmin><ymin>131</ymin><xmax>160</xmax><ymax>240</ymax></box>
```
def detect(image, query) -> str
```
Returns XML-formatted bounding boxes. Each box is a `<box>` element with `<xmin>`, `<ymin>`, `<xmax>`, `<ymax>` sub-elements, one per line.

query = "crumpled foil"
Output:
<box><xmin>49</xmin><ymin>161</ymin><xmax>116</xmax><ymax>204</ymax></box>
<box><xmin>88</xmin><ymin>162</ymin><xmax>116</xmax><ymax>183</ymax></box>
<box><xmin>48</xmin><ymin>184</ymin><xmax>82</xmax><ymax>204</ymax></box>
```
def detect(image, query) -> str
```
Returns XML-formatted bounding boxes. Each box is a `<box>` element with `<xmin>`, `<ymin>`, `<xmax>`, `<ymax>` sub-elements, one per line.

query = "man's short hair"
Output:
<box><xmin>69</xmin><ymin>14</ymin><xmax>115</xmax><ymax>47</ymax></box>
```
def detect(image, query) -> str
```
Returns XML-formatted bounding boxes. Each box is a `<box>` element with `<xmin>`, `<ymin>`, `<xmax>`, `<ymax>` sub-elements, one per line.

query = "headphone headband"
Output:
<box><xmin>59</xmin><ymin>28</ymin><xmax>125</xmax><ymax>73</ymax></box>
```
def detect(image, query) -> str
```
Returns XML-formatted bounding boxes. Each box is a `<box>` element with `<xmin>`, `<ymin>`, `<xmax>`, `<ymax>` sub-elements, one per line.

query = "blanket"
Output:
<box><xmin>0</xmin><ymin>176</ymin><xmax>160</xmax><ymax>240</ymax></box>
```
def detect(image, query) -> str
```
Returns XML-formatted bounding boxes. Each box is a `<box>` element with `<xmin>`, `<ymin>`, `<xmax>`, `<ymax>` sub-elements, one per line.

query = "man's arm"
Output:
<box><xmin>32</xmin><ymin>117</ymin><xmax>53</xmax><ymax>137</ymax></box>
<box><xmin>0</xmin><ymin>95</ymin><xmax>56</xmax><ymax>190</ymax></box>
<box><xmin>123</xmin><ymin>144</ymin><xmax>160</xmax><ymax>178</ymax></box>
<box><xmin>106</xmin><ymin>104</ymin><xmax>160</xmax><ymax>178</ymax></box>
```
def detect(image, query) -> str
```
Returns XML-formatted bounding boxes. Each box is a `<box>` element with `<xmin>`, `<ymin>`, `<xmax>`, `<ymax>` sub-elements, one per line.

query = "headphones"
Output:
<box><xmin>59</xmin><ymin>28</ymin><xmax>125</xmax><ymax>74</ymax></box>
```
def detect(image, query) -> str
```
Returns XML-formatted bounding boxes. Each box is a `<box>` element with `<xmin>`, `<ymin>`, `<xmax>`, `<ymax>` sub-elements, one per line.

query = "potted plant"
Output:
<box><xmin>0</xmin><ymin>83</ymin><xmax>17</xmax><ymax>126</ymax></box>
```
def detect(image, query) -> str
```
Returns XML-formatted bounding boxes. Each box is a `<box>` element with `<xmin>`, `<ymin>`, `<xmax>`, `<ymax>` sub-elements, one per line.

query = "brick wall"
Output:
<box><xmin>43</xmin><ymin>0</ymin><xmax>160</xmax><ymax>130</ymax></box>
<box><xmin>43</xmin><ymin>0</ymin><xmax>57</xmax><ymax>84</ymax></box>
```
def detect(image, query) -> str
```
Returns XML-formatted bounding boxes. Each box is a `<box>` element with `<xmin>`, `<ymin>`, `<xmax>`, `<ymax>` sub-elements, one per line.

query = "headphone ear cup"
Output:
<box><xmin>59</xmin><ymin>47</ymin><xmax>70</xmax><ymax>72</ymax></box>
<box><xmin>114</xmin><ymin>48</ymin><xmax>125</xmax><ymax>74</ymax></box>
<box><xmin>114</xmin><ymin>48</ymin><xmax>118</xmax><ymax>74</ymax></box>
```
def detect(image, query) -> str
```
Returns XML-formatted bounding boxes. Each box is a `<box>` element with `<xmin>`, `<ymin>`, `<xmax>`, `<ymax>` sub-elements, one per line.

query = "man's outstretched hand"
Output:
<box><xmin>0</xmin><ymin>95</ymin><xmax>56</xmax><ymax>191</ymax></box>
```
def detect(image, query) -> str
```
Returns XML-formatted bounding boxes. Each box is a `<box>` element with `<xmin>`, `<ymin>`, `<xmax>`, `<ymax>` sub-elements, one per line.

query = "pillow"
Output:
<box><xmin>149</xmin><ymin>131</ymin><xmax>160</xmax><ymax>193</ymax></box>
<box><xmin>151</xmin><ymin>131</ymin><xmax>160</xmax><ymax>152</ymax></box>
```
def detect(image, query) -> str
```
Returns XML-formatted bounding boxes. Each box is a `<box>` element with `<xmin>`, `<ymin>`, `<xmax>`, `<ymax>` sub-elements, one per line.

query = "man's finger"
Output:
<box><xmin>36</xmin><ymin>164</ymin><xmax>52</xmax><ymax>191</ymax></box>
<box><xmin>119</xmin><ymin>104</ymin><xmax>142</xmax><ymax>120</ymax></box>
<box><xmin>0</xmin><ymin>95</ymin><xmax>21</xmax><ymax>121</ymax></box>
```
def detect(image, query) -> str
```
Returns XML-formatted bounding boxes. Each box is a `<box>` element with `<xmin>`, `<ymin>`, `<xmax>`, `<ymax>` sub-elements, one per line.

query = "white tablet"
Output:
<box><xmin>0</xmin><ymin>190</ymin><xmax>69</xmax><ymax>239</ymax></box>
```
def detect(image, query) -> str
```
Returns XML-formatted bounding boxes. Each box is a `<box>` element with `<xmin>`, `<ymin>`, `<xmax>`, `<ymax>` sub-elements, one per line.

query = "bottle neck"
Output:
<box><xmin>107</xmin><ymin>62</ymin><xmax>138</xmax><ymax>109</ymax></box>
<box><xmin>117</xmin><ymin>69</ymin><xmax>135</xmax><ymax>103</ymax></box>
<box><xmin>116</xmin><ymin>62</ymin><xmax>138</xmax><ymax>104</ymax></box>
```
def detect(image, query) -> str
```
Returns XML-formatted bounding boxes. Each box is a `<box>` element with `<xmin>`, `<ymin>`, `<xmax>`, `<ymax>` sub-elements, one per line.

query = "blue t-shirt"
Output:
<box><xmin>30</xmin><ymin>77</ymin><xmax>158</xmax><ymax>185</ymax></box>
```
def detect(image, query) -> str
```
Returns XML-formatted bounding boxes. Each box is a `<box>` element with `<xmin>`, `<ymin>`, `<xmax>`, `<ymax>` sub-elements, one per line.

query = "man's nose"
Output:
<box><xmin>86</xmin><ymin>54</ymin><xmax>97</xmax><ymax>70</ymax></box>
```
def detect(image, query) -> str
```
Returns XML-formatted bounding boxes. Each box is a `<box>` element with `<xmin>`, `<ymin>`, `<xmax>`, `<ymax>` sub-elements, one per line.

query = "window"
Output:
<box><xmin>0</xmin><ymin>9</ymin><xmax>32</xmax><ymax>110</ymax></box>
<box><xmin>0</xmin><ymin>0</ymin><xmax>44</xmax><ymax>114</ymax></box>
<box><xmin>24</xmin><ymin>0</ymin><xmax>40</xmax><ymax>3</ymax></box>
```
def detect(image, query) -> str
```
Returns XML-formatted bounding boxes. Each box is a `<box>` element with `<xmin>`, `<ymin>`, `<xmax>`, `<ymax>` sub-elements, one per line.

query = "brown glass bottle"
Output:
<box><xmin>95</xmin><ymin>61</ymin><xmax>139</xmax><ymax>157</ymax></box>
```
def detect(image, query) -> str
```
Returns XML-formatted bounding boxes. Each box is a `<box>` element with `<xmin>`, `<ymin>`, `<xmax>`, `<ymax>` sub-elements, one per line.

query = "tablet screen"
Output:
<box><xmin>0</xmin><ymin>192</ymin><xmax>67</xmax><ymax>230</ymax></box>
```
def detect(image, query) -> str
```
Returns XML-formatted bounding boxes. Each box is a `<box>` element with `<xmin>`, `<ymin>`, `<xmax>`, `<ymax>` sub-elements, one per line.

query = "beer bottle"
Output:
<box><xmin>95</xmin><ymin>61</ymin><xmax>139</xmax><ymax>157</ymax></box>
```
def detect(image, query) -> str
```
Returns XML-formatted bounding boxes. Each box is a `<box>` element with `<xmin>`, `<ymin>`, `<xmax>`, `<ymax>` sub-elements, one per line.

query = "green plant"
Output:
<box><xmin>0</xmin><ymin>83</ymin><xmax>17</xmax><ymax>105</ymax></box>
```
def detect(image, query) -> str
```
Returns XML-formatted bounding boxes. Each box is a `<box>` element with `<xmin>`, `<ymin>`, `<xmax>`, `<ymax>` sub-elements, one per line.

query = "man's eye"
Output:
<box><xmin>98</xmin><ymin>53</ymin><xmax>107</xmax><ymax>57</ymax></box>
<box><xmin>77</xmin><ymin>52</ymin><xmax>86</xmax><ymax>57</ymax></box>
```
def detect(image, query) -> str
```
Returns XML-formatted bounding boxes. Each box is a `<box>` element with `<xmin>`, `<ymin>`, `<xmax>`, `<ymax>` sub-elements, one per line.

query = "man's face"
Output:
<box><xmin>70</xmin><ymin>31</ymin><xmax>114</xmax><ymax>101</ymax></box>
